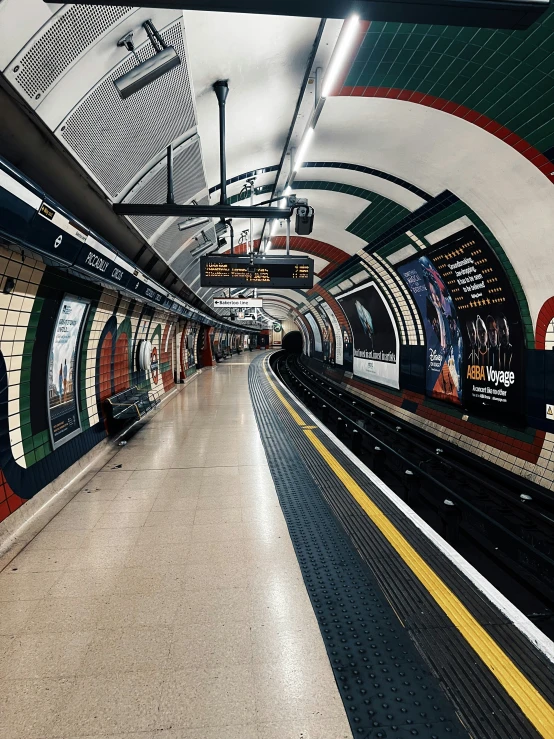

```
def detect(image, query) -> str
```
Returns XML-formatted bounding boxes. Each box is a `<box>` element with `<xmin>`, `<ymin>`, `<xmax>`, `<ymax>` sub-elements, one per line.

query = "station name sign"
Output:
<box><xmin>200</xmin><ymin>256</ymin><xmax>314</xmax><ymax>288</ymax></box>
<box><xmin>213</xmin><ymin>298</ymin><xmax>263</xmax><ymax>308</ymax></box>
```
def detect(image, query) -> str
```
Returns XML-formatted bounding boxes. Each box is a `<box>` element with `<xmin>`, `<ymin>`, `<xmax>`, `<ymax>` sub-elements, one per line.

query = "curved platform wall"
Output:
<box><xmin>0</xmin><ymin>243</ymin><xmax>203</xmax><ymax>528</ymax></box>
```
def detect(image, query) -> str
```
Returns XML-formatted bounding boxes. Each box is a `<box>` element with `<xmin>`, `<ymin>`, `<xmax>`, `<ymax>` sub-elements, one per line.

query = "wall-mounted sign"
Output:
<box><xmin>338</xmin><ymin>282</ymin><xmax>400</xmax><ymax>389</ymax></box>
<box><xmin>398</xmin><ymin>226</ymin><xmax>524</xmax><ymax>416</ymax></box>
<box><xmin>47</xmin><ymin>295</ymin><xmax>89</xmax><ymax>449</ymax></box>
<box><xmin>547</xmin><ymin>404</ymin><xmax>554</xmax><ymax>420</ymax></box>
<box><xmin>213</xmin><ymin>298</ymin><xmax>263</xmax><ymax>308</ymax></box>
<box><xmin>273</xmin><ymin>322</ymin><xmax>282</xmax><ymax>333</ymax></box>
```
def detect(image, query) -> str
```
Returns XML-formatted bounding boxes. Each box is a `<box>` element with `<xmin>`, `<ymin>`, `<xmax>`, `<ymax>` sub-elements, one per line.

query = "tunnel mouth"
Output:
<box><xmin>282</xmin><ymin>330</ymin><xmax>303</xmax><ymax>354</ymax></box>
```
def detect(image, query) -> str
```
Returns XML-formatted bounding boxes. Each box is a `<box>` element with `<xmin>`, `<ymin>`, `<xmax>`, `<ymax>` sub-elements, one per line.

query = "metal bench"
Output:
<box><xmin>104</xmin><ymin>386</ymin><xmax>158</xmax><ymax>431</ymax></box>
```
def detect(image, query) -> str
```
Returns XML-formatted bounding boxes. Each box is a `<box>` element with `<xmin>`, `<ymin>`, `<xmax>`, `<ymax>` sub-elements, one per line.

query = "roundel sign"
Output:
<box><xmin>273</xmin><ymin>322</ymin><xmax>282</xmax><ymax>333</ymax></box>
<box><xmin>150</xmin><ymin>346</ymin><xmax>159</xmax><ymax>385</ymax></box>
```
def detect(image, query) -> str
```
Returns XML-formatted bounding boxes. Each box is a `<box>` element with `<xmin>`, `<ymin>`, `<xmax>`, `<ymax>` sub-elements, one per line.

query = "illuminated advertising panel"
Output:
<box><xmin>399</xmin><ymin>226</ymin><xmax>524</xmax><ymax>416</ymax></box>
<box><xmin>47</xmin><ymin>296</ymin><xmax>89</xmax><ymax>448</ymax></box>
<box><xmin>338</xmin><ymin>282</ymin><xmax>400</xmax><ymax>389</ymax></box>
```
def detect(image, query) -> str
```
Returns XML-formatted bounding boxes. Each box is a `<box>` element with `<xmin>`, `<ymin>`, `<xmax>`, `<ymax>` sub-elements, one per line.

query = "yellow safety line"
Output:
<box><xmin>262</xmin><ymin>357</ymin><xmax>554</xmax><ymax>737</ymax></box>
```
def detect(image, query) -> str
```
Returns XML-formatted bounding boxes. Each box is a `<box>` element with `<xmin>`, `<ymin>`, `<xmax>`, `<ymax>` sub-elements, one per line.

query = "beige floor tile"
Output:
<box><xmin>107</xmin><ymin>496</ymin><xmax>156</xmax><ymax>512</ymax></box>
<box><xmin>66</xmin><ymin>544</ymin><xmax>132</xmax><ymax>571</ymax></box>
<box><xmin>48</xmin><ymin>568</ymin><xmax>119</xmax><ymax>598</ymax></box>
<box><xmin>0</xmin><ymin>631</ymin><xmax>92</xmax><ymax>678</ymax></box>
<box><xmin>199</xmin><ymin>478</ymin><xmax>244</xmax><ymax>496</ymax></box>
<box><xmin>126</xmin><ymin>541</ymin><xmax>190</xmax><ymax>568</ymax></box>
<box><xmin>7</xmin><ymin>547</ymin><xmax>75</xmax><ymax>573</ymax></box>
<box><xmin>135</xmin><ymin>525</ymin><xmax>193</xmax><ymax>546</ymax></box>
<box><xmin>159</xmin><ymin>664</ymin><xmax>256</xmax><ymax>730</ymax></box>
<box><xmin>154</xmin><ymin>727</ymin><xmax>257</xmax><ymax>739</ymax></box>
<box><xmin>253</xmin><ymin>659</ymin><xmax>346</xmax><ymax>724</ymax></box>
<box><xmin>24</xmin><ymin>596</ymin><xmax>106</xmax><ymax>633</ymax></box>
<box><xmin>114</xmin><ymin>565</ymin><xmax>188</xmax><ymax>595</ymax></box>
<box><xmin>185</xmin><ymin>560</ymin><xmax>247</xmax><ymax>590</ymax></box>
<box><xmin>0</xmin><ymin>599</ymin><xmax>40</xmax><ymax>634</ymax></box>
<box><xmin>186</xmin><ymin>538</ymin><xmax>246</xmax><ymax>564</ymax></box>
<box><xmin>250</xmin><ymin>623</ymin><xmax>328</xmax><ymax>666</ymax></box>
<box><xmin>193</xmin><ymin>507</ymin><xmax>242</xmax><ymax>526</ymax></box>
<box><xmin>151</xmin><ymin>493</ymin><xmax>199</xmax><ymax>511</ymax></box>
<box><xmin>45</xmin><ymin>509</ymin><xmax>104</xmax><ymax>531</ymax></box>
<box><xmin>82</xmin><ymin>626</ymin><xmax>172</xmax><ymax>675</ymax></box>
<box><xmin>82</xmin><ymin>526</ymin><xmax>142</xmax><ymax>548</ymax></box>
<box><xmin>195</xmin><ymin>493</ymin><xmax>241</xmax><ymax>510</ymax></box>
<box><xmin>191</xmin><ymin>522</ymin><xmax>246</xmax><ymax>542</ymax></box>
<box><xmin>0</xmin><ymin>676</ymin><xmax>74</xmax><ymax>738</ymax></box>
<box><xmin>173</xmin><ymin>587</ymin><xmax>251</xmax><ymax>626</ymax></box>
<box><xmin>96</xmin><ymin>591</ymin><xmax>184</xmax><ymax>629</ymax></box>
<box><xmin>55</xmin><ymin>670</ymin><xmax>165</xmax><ymax>735</ymax></box>
<box><xmin>256</xmin><ymin>719</ymin><xmax>352</xmax><ymax>738</ymax></box>
<box><xmin>0</xmin><ymin>571</ymin><xmax>61</xmax><ymax>601</ymax></box>
<box><xmin>202</xmin><ymin>466</ymin><xmax>240</xmax><ymax>478</ymax></box>
<box><xmin>144</xmin><ymin>509</ymin><xmax>197</xmax><ymax>528</ymax></box>
<box><xmin>94</xmin><ymin>510</ymin><xmax>150</xmax><ymax>529</ymax></box>
<box><xmin>169</xmin><ymin>620</ymin><xmax>252</xmax><ymax>669</ymax></box>
<box><xmin>23</xmin><ymin>529</ymin><xmax>89</xmax><ymax>551</ymax></box>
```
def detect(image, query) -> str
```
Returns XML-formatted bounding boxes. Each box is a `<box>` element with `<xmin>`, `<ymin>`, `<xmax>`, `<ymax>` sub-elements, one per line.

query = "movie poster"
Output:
<box><xmin>338</xmin><ymin>282</ymin><xmax>400</xmax><ymax>389</ymax></box>
<box><xmin>399</xmin><ymin>226</ymin><xmax>524</xmax><ymax>416</ymax></box>
<box><xmin>47</xmin><ymin>296</ymin><xmax>89</xmax><ymax>448</ymax></box>
<box><xmin>398</xmin><ymin>258</ymin><xmax>463</xmax><ymax>405</ymax></box>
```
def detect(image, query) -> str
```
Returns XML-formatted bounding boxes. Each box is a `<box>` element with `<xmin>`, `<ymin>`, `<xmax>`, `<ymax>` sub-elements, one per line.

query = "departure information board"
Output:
<box><xmin>200</xmin><ymin>256</ymin><xmax>314</xmax><ymax>288</ymax></box>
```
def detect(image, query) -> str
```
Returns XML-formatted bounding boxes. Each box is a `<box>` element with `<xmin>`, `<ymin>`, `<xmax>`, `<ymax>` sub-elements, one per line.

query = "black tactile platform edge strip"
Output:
<box><xmin>253</xmin><ymin>354</ymin><xmax>554</xmax><ymax>739</ymax></box>
<box><xmin>249</xmin><ymin>356</ymin><xmax>469</xmax><ymax>739</ymax></box>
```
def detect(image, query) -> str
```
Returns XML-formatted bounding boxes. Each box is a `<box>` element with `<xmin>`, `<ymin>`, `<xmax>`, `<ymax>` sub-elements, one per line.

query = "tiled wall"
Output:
<box><xmin>0</xmin><ymin>244</ymin><xmax>196</xmax><ymax>526</ymax></box>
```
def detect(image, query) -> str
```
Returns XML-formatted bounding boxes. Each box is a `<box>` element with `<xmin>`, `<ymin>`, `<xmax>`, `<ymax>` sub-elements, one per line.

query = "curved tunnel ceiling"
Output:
<box><xmin>0</xmin><ymin>2</ymin><xmax>553</xmax><ymax>331</ymax></box>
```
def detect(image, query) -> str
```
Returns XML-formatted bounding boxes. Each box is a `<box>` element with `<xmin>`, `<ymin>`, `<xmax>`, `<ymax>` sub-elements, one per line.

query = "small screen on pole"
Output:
<box><xmin>200</xmin><ymin>256</ymin><xmax>314</xmax><ymax>288</ymax></box>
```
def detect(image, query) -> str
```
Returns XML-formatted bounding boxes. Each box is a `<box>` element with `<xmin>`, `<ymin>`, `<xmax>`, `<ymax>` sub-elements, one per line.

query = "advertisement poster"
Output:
<box><xmin>305</xmin><ymin>311</ymin><xmax>323</xmax><ymax>354</ymax></box>
<box><xmin>321</xmin><ymin>302</ymin><xmax>343</xmax><ymax>365</ymax></box>
<box><xmin>399</xmin><ymin>226</ymin><xmax>524</xmax><ymax>415</ymax></box>
<box><xmin>338</xmin><ymin>282</ymin><xmax>400</xmax><ymax>389</ymax></box>
<box><xmin>398</xmin><ymin>258</ymin><xmax>463</xmax><ymax>405</ymax></box>
<box><xmin>47</xmin><ymin>296</ymin><xmax>89</xmax><ymax>448</ymax></box>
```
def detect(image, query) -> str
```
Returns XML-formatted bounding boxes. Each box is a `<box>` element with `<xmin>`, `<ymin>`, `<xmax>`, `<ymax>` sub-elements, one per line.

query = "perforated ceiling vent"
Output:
<box><xmin>58</xmin><ymin>21</ymin><xmax>196</xmax><ymax>198</ymax></box>
<box><xmin>6</xmin><ymin>5</ymin><xmax>133</xmax><ymax>101</ymax></box>
<box><xmin>125</xmin><ymin>138</ymin><xmax>206</xmax><ymax>240</ymax></box>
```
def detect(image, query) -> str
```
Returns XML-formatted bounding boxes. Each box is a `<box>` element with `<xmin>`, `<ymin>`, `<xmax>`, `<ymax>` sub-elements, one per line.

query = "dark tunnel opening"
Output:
<box><xmin>282</xmin><ymin>330</ymin><xmax>303</xmax><ymax>354</ymax></box>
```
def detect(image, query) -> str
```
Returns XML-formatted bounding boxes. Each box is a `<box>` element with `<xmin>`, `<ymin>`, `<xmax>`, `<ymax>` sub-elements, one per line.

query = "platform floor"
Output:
<box><xmin>0</xmin><ymin>351</ymin><xmax>351</xmax><ymax>739</ymax></box>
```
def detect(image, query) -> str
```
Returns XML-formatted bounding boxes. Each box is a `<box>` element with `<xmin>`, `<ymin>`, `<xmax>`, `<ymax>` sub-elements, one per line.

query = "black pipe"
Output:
<box><xmin>226</xmin><ymin>218</ymin><xmax>234</xmax><ymax>255</ymax></box>
<box><xmin>213</xmin><ymin>80</ymin><xmax>229</xmax><ymax>206</ymax></box>
<box><xmin>114</xmin><ymin>203</ymin><xmax>292</xmax><ymax>219</ymax></box>
<box><xmin>166</xmin><ymin>144</ymin><xmax>174</xmax><ymax>204</ymax></box>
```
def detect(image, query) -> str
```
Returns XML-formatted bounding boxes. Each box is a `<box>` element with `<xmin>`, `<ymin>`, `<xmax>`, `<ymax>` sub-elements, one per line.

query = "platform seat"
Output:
<box><xmin>104</xmin><ymin>386</ymin><xmax>158</xmax><ymax>431</ymax></box>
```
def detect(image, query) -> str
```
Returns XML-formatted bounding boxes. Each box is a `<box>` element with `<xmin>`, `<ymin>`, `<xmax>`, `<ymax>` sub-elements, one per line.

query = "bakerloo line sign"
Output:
<box><xmin>398</xmin><ymin>225</ymin><xmax>524</xmax><ymax>418</ymax></box>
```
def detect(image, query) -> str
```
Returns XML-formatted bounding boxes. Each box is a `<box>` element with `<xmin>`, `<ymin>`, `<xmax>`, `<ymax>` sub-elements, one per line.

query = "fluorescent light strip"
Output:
<box><xmin>293</xmin><ymin>127</ymin><xmax>314</xmax><ymax>172</ymax></box>
<box><xmin>322</xmin><ymin>14</ymin><xmax>360</xmax><ymax>98</ymax></box>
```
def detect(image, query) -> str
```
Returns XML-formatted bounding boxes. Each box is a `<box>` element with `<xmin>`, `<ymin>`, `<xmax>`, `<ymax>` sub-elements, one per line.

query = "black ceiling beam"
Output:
<box><xmin>114</xmin><ymin>203</ymin><xmax>293</xmax><ymax>219</ymax></box>
<box><xmin>44</xmin><ymin>0</ymin><xmax>548</xmax><ymax>30</ymax></box>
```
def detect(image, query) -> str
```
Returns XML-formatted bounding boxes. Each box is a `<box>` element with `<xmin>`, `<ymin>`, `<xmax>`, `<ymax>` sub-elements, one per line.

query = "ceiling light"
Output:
<box><xmin>178</xmin><ymin>217</ymin><xmax>211</xmax><ymax>232</ymax></box>
<box><xmin>321</xmin><ymin>15</ymin><xmax>360</xmax><ymax>98</ymax></box>
<box><xmin>293</xmin><ymin>127</ymin><xmax>314</xmax><ymax>172</ymax></box>
<box><xmin>284</xmin><ymin>186</ymin><xmax>292</xmax><ymax>195</ymax></box>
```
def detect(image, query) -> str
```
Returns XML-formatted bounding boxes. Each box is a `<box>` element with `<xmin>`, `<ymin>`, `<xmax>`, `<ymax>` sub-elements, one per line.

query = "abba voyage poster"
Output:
<box><xmin>399</xmin><ymin>226</ymin><xmax>524</xmax><ymax>416</ymax></box>
<box><xmin>338</xmin><ymin>282</ymin><xmax>399</xmax><ymax>389</ymax></box>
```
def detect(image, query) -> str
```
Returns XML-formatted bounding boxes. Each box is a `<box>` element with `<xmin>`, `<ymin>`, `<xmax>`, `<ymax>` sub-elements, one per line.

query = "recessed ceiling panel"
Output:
<box><xmin>4</xmin><ymin>3</ymin><xmax>135</xmax><ymax>106</ymax></box>
<box><xmin>124</xmin><ymin>137</ymin><xmax>206</xmax><ymax>240</ymax></box>
<box><xmin>57</xmin><ymin>19</ymin><xmax>196</xmax><ymax>198</ymax></box>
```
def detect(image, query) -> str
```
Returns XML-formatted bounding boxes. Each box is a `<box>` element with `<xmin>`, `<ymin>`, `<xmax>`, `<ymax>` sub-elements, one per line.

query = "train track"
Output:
<box><xmin>272</xmin><ymin>351</ymin><xmax>554</xmax><ymax>638</ymax></box>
